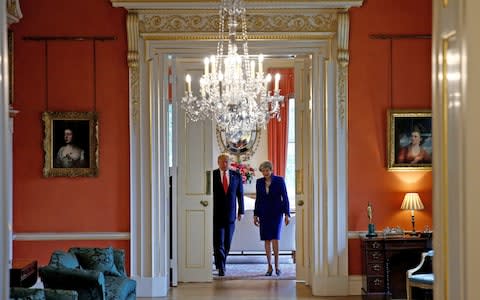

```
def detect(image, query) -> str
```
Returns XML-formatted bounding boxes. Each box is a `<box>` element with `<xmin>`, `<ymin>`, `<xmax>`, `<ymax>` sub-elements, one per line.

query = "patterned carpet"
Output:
<box><xmin>213</xmin><ymin>255</ymin><xmax>296</xmax><ymax>280</ymax></box>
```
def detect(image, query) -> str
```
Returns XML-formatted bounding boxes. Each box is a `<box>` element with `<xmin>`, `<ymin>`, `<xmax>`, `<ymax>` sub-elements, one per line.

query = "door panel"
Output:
<box><xmin>176</xmin><ymin>59</ymin><xmax>214</xmax><ymax>282</ymax></box>
<box><xmin>294</xmin><ymin>57</ymin><xmax>312</xmax><ymax>282</ymax></box>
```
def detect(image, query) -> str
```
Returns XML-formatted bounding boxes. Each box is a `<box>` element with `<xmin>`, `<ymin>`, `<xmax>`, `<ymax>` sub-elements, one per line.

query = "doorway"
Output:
<box><xmin>167</xmin><ymin>49</ymin><xmax>315</xmax><ymax>283</ymax></box>
<box><xmin>130</xmin><ymin>33</ymin><xmax>350</xmax><ymax>296</ymax></box>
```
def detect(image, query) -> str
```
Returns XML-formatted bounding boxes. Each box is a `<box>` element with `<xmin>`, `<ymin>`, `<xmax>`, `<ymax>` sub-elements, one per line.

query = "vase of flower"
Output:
<box><xmin>230</xmin><ymin>161</ymin><xmax>256</xmax><ymax>184</ymax></box>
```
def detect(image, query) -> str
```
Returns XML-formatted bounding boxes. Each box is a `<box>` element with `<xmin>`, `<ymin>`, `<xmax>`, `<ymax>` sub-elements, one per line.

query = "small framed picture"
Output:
<box><xmin>42</xmin><ymin>112</ymin><xmax>98</xmax><ymax>177</ymax></box>
<box><xmin>387</xmin><ymin>109</ymin><xmax>432</xmax><ymax>171</ymax></box>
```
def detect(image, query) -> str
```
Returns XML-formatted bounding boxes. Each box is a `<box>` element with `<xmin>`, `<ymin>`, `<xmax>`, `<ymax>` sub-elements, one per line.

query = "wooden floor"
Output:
<box><xmin>138</xmin><ymin>280</ymin><xmax>362</xmax><ymax>299</ymax></box>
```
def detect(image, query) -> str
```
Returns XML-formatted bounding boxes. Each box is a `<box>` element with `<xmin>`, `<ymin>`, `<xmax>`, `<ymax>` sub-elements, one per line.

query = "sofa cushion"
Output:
<box><xmin>49</xmin><ymin>251</ymin><xmax>81</xmax><ymax>269</ymax></box>
<box><xmin>70</xmin><ymin>247</ymin><xmax>121</xmax><ymax>277</ymax></box>
<box><xmin>113</xmin><ymin>249</ymin><xmax>126</xmax><ymax>277</ymax></box>
<box><xmin>44</xmin><ymin>289</ymin><xmax>78</xmax><ymax>300</ymax></box>
<box><xmin>104</xmin><ymin>275</ymin><xmax>136</xmax><ymax>300</ymax></box>
<box><xmin>9</xmin><ymin>287</ymin><xmax>45</xmax><ymax>300</ymax></box>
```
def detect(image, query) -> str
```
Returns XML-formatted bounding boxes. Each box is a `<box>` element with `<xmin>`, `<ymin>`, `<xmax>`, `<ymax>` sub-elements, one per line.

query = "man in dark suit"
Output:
<box><xmin>213</xmin><ymin>153</ymin><xmax>245</xmax><ymax>276</ymax></box>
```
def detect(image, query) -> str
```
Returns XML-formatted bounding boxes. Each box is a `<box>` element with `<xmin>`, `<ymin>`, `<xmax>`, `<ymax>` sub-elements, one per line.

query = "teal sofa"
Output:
<box><xmin>9</xmin><ymin>287</ymin><xmax>78</xmax><ymax>300</ymax></box>
<box><xmin>39</xmin><ymin>247</ymin><xmax>136</xmax><ymax>300</ymax></box>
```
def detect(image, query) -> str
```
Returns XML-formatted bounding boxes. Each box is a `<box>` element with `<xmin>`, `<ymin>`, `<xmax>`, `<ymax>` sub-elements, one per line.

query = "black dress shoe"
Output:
<box><xmin>276</xmin><ymin>269</ymin><xmax>281</xmax><ymax>276</ymax></box>
<box><xmin>219</xmin><ymin>269</ymin><xmax>225</xmax><ymax>276</ymax></box>
<box><xmin>265</xmin><ymin>266</ymin><xmax>273</xmax><ymax>276</ymax></box>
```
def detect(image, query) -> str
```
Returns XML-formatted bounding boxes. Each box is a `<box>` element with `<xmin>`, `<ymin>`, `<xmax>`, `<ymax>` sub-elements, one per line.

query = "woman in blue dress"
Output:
<box><xmin>253</xmin><ymin>161</ymin><xmax>290</xmax><ymax>276</ymax></box>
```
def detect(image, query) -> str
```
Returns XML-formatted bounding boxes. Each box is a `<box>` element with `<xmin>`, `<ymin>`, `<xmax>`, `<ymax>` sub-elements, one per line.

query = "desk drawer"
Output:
<box><xmin>364</xmin><ymin>241</ymin><xmax>384</xmax><ymax>250</ymax></box>
<box><xmin>366</xmin><ymin>250</ymin><xmax>384</xmax><ymax>262</ymax></box>
<box><xmin>366</xmin><ymin>276</ymin><xmax>385</xmax><ymax>292</ymax></box>
<box><xmin>366</xmin><ymin>263</ymin><xmax>384</xmax><ymax>275</ymax></box>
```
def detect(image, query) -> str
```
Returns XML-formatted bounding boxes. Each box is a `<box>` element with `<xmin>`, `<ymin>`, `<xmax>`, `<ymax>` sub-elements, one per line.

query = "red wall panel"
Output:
<box><xmin>10</xmin><ymin>0</ymin><xmax>129</xmax><ymax>260</ymax></box>
<box><xmin>348</xmin><ymin>0</ymin><xmax>432</xmax><ymax>274</ymax></box>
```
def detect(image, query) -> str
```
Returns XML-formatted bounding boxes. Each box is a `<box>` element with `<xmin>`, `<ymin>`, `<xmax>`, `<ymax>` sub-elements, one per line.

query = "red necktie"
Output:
<box><xmin>223</xmin><ymin>171</ymin><xmax>228</xmax><ymax>193</ymax></box>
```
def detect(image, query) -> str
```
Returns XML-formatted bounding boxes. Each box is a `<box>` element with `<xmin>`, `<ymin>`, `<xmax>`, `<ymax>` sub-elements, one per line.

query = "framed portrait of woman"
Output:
<box><xmin>42</xmin><ymin>111</ymin><xmax>98</xmax><ymax>177</ymax></box>
<box><xmin>387</xmin><ymin>109</ymin><xmax>432</xmax><ymax>171</ymax></box>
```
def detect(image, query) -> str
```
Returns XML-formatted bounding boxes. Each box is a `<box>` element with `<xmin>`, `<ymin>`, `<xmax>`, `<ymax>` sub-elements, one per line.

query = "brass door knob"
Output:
<box><xmin>200</xmin><ymin>200</ymin><xmax>209</xmax><ymax>207</ymax></box>
<box><xmin>297</xmin><ymin>200</ymin><xmax>304</xmax><ymax>206</ymax></box>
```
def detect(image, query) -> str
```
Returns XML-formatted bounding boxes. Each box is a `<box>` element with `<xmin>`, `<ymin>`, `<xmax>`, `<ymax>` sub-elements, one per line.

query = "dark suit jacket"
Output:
<box><xmin>254</xmin><ymin>175</ymin><xmax>290</xmax><ymax>218</ymax></box>
<box><xmin>213</xmin><ymin>168</ymin><xmax>245</xmax><ymax>225</ymax></box>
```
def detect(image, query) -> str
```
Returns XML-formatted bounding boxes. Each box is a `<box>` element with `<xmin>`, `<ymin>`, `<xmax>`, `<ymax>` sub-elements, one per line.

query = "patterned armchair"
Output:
<box><xmin>39</xmin><ymin>247</ymin><xmax>136</xmax><ymax>300</ymax></box>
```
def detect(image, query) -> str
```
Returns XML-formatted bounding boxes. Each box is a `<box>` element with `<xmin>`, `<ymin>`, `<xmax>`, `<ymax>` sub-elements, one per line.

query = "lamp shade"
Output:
<box><xmin>400</xmin><ymin>193</ymin><xmax>425</xmax><ymax>210</ymax></box>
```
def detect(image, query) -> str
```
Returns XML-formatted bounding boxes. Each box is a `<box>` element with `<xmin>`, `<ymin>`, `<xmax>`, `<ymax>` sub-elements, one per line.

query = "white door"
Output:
<box><xmin>294</xmin><ymin>56</ymin><xmax>312</xmax><ymax>282</ymax></box>
<box><xmin>175</xmin><ymin>58</ymin><xmax>214</xmax><ymax>282</ymax></box>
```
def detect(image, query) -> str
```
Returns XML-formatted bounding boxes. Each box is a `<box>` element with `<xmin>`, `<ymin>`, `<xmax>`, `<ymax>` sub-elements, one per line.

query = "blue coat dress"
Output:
<box><xmin>254</xmin><ymin>175</ymin><xmax>290</xmax><ymax>240</ymax></box>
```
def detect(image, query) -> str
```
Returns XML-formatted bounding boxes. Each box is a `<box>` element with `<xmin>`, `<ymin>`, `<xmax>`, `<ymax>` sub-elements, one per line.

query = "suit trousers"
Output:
<box><xmin>213</xmin><ymin>222</ymin><xmax>235</xmax><ymax>271</ymax></box>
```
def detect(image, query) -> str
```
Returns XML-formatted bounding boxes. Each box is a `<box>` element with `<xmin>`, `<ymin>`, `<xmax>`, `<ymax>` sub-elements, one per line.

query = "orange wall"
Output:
<box><xmin>348</xmin><ymin>0</ymin><xmax>432</xmax><ymax>274</ymax></box>
<box><xmin>10</xmin><ymin>0</ymin><xmax>129</xmax><ymax>266</ymax></box>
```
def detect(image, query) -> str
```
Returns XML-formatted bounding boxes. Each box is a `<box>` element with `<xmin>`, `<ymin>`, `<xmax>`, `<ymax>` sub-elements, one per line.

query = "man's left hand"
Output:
<box><xmin>237</xmin><ymin>214</ymin><xmax>243</xmax><ymax>221</ymax></box>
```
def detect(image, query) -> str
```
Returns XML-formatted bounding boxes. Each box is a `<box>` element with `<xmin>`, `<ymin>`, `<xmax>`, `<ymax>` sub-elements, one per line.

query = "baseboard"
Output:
<box><xmin>134</xmin><ymin>275</ymin><xmax>168</xmax><ymax>297</ymax></box>
<box><xmin>349</xmin><ymin>275</ymin><xmax>362</xmax><ymax>295</ymax></box>
<box><xmin>312</xmin><ymin>274</ymin><xmax>349</xmax><ymax>296</ymax></box>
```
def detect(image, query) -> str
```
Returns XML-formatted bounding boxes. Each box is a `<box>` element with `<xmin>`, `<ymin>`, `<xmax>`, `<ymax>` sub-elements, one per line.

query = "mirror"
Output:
<box><xmin>216</xmin><ymin>127</ymin><xmax>261</xmax><ymax>161</ymax></box>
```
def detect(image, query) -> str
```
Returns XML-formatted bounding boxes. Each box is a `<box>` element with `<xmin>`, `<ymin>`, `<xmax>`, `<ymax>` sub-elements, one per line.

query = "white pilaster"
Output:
<box><xmin>129</xmin><ymin>39</ymin><xmax>169</xmax><ymax>296</ymax></box>
<box><xmin>1</xmin><ymin>0</ymin><xmax>12</xmax><ymax>297</ymax></box>
<box><xmin>310</xmin><ymin>50</ymin><xmax>349</xmax><ymax>296</ymax></box>
<box><xmin>433</xmin><ymin>1</ymin><xmax>480</xmax><ymax>300</ymax></box>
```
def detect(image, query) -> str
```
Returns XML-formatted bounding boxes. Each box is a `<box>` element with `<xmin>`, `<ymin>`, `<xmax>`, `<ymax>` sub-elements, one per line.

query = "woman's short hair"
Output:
<box><xmin>259</xmin><ymin>160</ymin><xmax>273</xmax><ymax>172</ymax></box>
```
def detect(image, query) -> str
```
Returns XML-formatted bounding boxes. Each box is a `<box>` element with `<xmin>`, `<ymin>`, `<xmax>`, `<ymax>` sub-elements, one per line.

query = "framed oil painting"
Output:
<box><xmin>387</xmin><ymin>109</ymin><xmax>432</xmax><ymax>171</ymax></box>
<box><xmin>43</xmin><ymin>112</ymin><xmax>98</xmax><ymax>177</ymax></box>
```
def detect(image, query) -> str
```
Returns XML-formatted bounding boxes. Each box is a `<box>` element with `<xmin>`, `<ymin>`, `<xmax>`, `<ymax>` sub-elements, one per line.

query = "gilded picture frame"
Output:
<box><xmin>43</xmin><ymin>112</ymin><xmax>98</xmax><ymax>177</ymax></box>
<box><xmin>387</xmin><ymin>109</ymin><xmax>432</xmax><ymax>171</ymax></box>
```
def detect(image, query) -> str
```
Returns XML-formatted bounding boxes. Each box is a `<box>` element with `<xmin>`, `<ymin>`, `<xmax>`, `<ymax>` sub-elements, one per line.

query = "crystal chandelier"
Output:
<box><xmin>181</xmin><ymin>0</ymin><xmax>284</xmax><ymax>143</ymax></box>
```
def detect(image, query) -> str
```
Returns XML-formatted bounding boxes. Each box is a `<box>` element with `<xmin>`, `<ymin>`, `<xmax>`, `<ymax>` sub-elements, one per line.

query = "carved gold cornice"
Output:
<box><xmin>139</xmin><ymin>11</ymin><xmax>337</xmax><ymax>34</ymax></box>
<box><xmin>130</xmin><ymin>67</ymin><xmax>140</xmax><ymax>125</ymax></box>
<box><xmin>141</xmin><ymin>32</ymin><xmax>334</xmax><ymax>41</ymax></box>
<box><xmin>127</xmin><ymin>12</ymin><xmax>140</xmax><ymax>68</ymax></box>
<box><xmin>336</xmin><ymin>12</ymin><xmax>349</xmax><ymax>124</ymax></box>
<box><xmin>126</xmin><ymin>13</ymin><xmax>141</xmax><ymax>125</ymax></box>
<box><xmin>7</xmin><ymin>0</ymin><xmax>23</xmax><ymax>26</ymax></box>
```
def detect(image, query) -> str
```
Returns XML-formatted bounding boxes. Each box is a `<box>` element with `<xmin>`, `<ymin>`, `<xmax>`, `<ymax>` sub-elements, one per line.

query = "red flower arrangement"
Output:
<box><xmin>230</xmin><ymin>161</ymin><xmax>256</xmax><ymax>184</ymax></box>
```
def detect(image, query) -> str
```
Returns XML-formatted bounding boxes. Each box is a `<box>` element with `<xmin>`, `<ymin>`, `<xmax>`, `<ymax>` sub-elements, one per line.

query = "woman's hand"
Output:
<box><xmin>253</xmin><ymin>216</ymin><xmax>260</xmax><ymax>227</ymax></box>
<box><xmin>284</xmin><ymin>215</ymin><xmax>290</xmax><ymax>226</ymax></box>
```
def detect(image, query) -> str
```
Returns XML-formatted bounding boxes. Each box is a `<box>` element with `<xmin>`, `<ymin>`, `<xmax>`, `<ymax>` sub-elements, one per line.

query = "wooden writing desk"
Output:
<box><xmin>361</xmin><ymin>236</ymin><xmax>431</xmax><ymax>299</ymax></box>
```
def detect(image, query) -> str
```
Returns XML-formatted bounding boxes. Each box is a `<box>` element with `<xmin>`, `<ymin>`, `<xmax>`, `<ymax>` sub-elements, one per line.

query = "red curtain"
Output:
<box><xmin>267</xmin><ymin>68</ymin><xmax>294</xmax><ymax>177</ymax></box>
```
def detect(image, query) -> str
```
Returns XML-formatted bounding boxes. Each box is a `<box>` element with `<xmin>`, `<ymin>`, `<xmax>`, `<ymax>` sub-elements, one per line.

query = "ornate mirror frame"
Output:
<box><xmin>215</xmin><ymin>126</ymin><xmax>261</xmax><ymax>161</ymax></box>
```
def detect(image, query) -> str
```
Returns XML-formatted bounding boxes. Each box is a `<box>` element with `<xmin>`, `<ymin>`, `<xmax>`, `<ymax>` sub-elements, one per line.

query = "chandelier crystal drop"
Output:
<box><xmin>181</xmin><ymin>0</ymin><xmax>284</xmax><ymax>143</ymax></box>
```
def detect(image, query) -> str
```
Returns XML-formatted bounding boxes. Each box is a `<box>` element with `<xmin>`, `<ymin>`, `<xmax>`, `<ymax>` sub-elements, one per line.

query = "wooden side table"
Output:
<box><xmin>361</xmin><ymin>236</ymin><xmax>431</xmax><ymax>299</ymax></box>
<box><xmin>10</xmin><ymin>260</ymin><xmax>38</xmax><ymax>287</ymax></box>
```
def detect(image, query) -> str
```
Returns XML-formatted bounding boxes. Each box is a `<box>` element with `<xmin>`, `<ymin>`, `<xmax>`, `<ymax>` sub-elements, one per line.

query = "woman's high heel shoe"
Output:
<box><xmin>275</xmin><ymin>269</ymin><xmax>281</xmax><ymax>276</ymax></box>
<box><xmin>265</xmin><ymin>266</ymin><xmax>273</xmax><ymax>276</ymax></box>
